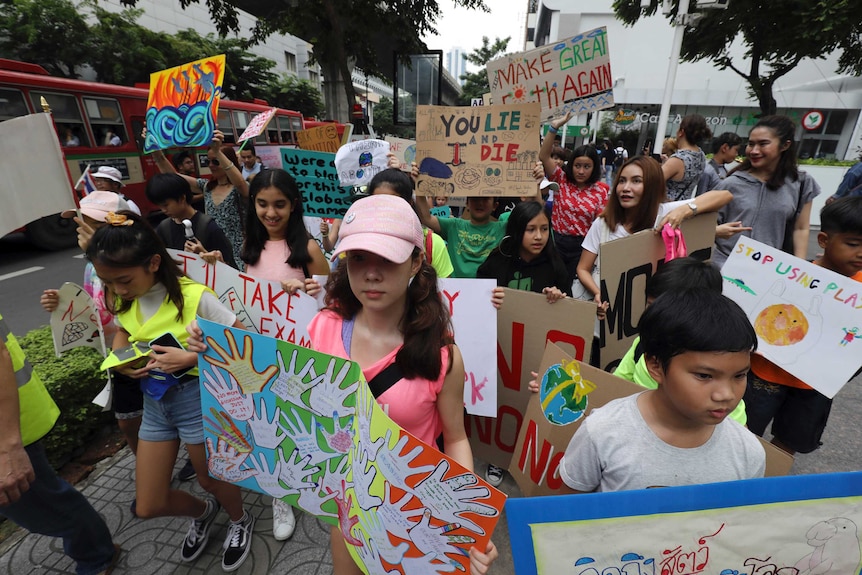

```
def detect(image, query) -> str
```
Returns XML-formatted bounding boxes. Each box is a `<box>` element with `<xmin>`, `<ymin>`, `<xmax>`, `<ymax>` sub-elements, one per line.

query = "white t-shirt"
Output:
<box><xmin>136</xmin><ymin>283</ymin><xmax>236</xmax><ymax>327</ymax></box>
<box><xmin>582</xmin><ymin>200</ymin><xmax>688</xmax><ymax>256</ymax></box>
<box><xmin>560</xmin><ymin>393</ymin><xmax>765</xmax><ymax>492</ymax></box>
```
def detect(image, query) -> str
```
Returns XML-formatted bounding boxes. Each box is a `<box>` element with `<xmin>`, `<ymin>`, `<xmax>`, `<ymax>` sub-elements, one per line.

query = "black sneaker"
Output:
<box><xmin>222</xmin><ymin>511</ymin><xmax>255</xmax><ymax>572</ymax></box>
<box><xmin>176</xmin><ymin>458</ymin><xmax>197</xmax><ymax>482</ymax></box>
<box><xmin>180</xmin><ymin>498</ymin><xmax>220</xmax><ymax>562</ymax></box>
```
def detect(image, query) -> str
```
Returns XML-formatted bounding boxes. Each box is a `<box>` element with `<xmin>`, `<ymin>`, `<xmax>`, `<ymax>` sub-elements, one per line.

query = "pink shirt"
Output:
<box><xmin>245</xmin><ymin>240</ymin><xmax>306</xmax><ymax>283</ymax></box>
<box><xmin>307</xmin><ymin>310</ymin><xmax>447</xmax><ymax>446</ymax></box>
<box><xmin>550</xmin><ymin>166</ymin><xmax>609</xmax><ymax>237</ymax></box>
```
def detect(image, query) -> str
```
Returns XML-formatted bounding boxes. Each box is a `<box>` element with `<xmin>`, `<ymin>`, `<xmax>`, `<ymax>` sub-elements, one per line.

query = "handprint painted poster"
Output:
<box><xmin>197</xmin><ymin>318</ymin><xmax>507</xmax><ymax>575</ymax></box>
<box><xmin>144</xmin><ymin>55</ymin><xmax>225</xmax><ymax>153</ymax></box>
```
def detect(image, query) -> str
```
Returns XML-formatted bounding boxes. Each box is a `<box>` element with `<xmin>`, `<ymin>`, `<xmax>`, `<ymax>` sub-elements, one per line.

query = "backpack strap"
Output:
<box><xmin>341</xmin><ymin>317</ymin><xmax>403</xmax><ymax>399</ymax></box>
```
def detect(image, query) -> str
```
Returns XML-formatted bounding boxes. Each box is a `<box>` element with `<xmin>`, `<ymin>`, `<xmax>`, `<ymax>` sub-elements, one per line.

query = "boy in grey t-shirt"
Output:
<box><xmin>560</xmin><ymin>289</ymin><xmax>765</xmax><ymax>492</ymax></box>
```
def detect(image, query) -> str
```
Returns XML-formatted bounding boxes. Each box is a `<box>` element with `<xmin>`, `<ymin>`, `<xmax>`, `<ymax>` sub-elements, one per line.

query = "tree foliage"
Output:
<box><xmin>372</xmin><ymin>96</ymin><xmax>415</xmax><ymax>139</ymax></box>
<box><xmin>457</xmin><ymin>36</ymin><xmax>510</xmax><ymax>106</ymax></box>
<box><xmin>612</xmin><ymin>0</ymin><xmax>862</xmax><ymax>116</ymax></box>
<box><xmin>262</xmin><ymin>74</ymin><xmax>325</xmax><ymax>119</ymax></box>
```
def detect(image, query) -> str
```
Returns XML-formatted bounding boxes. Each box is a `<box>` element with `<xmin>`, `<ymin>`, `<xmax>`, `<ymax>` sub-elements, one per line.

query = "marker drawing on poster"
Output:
<box><xmin>296</xmin><ymin>124</ymin><xmax>341</xmax><ymax>153</ymax></box>
<box><xmin>49</xmin><ymin>282</ymin><xmax>106</xmax><ymax>357</ymax></box>
<box><xmin>144</xmin><ymin>55</ymin><xmax>225</xmax><ymax>153</ymax></box>
<box><xmin>486</xmin><ymin>27</ymin><xmax>614</xmax><ymax>121</ymax></box>
<box><xmin>335</xmin><ymin>139</ymin><xmax>390</xmax><ymax>187</ymax></box>
<box><xmin>721</xmin><ymin>237</ymin><xmax>862</xmax><ymax>398</ymax></box>
<box><xmin>384</xmin><ymin>136</ymin><xmax>417</xmax><ymax>172</ymax></box>
<box><xmin>281</xmin><ymin>148</ymin><xmax>353</xmax><ymax>218</ymax></box>
<box><xmin>414</xmin><ymin>103</ymin><xmax>541</xmax><ymax>197</ymax></box>
<box><xmin>197</xmin><ymin>318</ymin><xmax>507</xmax><ymax>575</ymax></box>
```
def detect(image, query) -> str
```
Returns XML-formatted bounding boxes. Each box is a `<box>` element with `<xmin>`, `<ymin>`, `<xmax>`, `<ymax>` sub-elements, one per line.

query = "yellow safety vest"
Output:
<box><xmin>116</xmin><ymin>277</ymin><xmax>211</xmax><ymax>377</ymax></box>
<box><xmin>0</xmin><ymin>314</ymin><xmax>60</xmax><ymax>446</ymax></box>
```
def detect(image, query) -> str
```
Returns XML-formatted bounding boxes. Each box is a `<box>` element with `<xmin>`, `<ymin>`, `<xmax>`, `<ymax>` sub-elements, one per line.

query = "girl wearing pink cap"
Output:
<box><xmin>308</xmin><ymin>194</ymin><xmax>499</xmax><ymax>574</ymax></box>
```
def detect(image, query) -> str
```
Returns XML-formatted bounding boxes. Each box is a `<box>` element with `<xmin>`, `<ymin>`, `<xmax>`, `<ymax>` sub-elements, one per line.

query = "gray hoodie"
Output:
<box><xmin>713</xmin><ymin>170</ymin><xmax>820</xmax><ymax>268</ymax></box>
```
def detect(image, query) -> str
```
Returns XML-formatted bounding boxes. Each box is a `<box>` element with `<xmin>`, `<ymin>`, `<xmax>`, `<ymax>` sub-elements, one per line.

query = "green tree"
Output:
<box><xmin>613</xmin><ymin>0</ymin><xmax>862</xmax><ymax>116</ymax></box>
<box><xmin>263</xmin><ymin>74</ymin><xmax>325</xmax><ymax>118</ymax></box>
<box><xmin>0</xmin><ymin>0</ymin><xmax>92</xmax><ymax>78</ymax></box>
<box><xmin>457</xmin><ymin>36</ymin><xmax>510</xmax><ymax>105</ymax></box>
<box><xmin>372</xmin><ymin>96</ymin><xmax>415</xmax><ymax>138</ymax></box>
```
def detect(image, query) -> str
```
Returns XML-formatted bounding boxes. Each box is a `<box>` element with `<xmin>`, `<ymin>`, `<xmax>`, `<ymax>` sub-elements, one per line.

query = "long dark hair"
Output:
<box><xmin>85</xmin><ymin>210</ymin><xmax>185</xmax><ymax>320</ymax></box>
<box><xmin>732</xmin><ymin>115</ymin><xmax>799</xmax><ymax>190</ymax></box>
<box><xmin>493</xmin><ymin>202</ymin><xmax>567</xmax><ymax>287</ymax></box>
<box><xmin>563</xmin><ymin>144</ymin><xmax>601</xmax><ymax>186</ymax></box>
<box><xmin>678</xmin><ymin>114</ymin><xmax>712</xmax><ymax>147</ymax></box>
<box><xmin>324</xmin><ymin>250</ymin><xmax>453</xmax><ymax>381</ymax></box>
<box><xmin>242</xmin><ymin>168</ymin><xmax>312</xmax><ymax>268</ymax></box>
<box><xmin>603</xmin><ymin>155</ymin><xmax>666</xmax><ymax>233</ymax></box>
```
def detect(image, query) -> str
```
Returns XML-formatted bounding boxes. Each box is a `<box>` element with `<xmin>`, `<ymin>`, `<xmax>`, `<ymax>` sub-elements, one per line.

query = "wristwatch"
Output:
<box><xmin>687</xmin><ymin>201</ymin><xmax>698</xmax><ymax>214</ymax></box>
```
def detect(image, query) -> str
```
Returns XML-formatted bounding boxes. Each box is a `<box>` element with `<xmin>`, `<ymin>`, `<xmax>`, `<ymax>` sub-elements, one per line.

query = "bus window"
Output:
<box><xmin>0</xmin><ymin>88</ymin><xmax>30</xmax><ymax>121</ymax></box>
<box><xmin>83</xmin><ymin>97</ymin><xmax>127</xmax><ymax>146</ymax></box>
<box><xmin>268</xmin><ymin>116</ymin><xmax>282</xmax><ymax>144</ymax></box>
<box><xmin>217</xmin><ymin>109</ymin><xmax>235</xmax><ymax>144</ymax></box>
<box><xmin>31</xmin><ymin>91</ymin><xmax>89</xmax><ymax>147</ymax></box>
<box><xmin>232</xmin><ymin>110</ymin><xmax>250</xmax><ymax>139</ymax></box>
<box><xmin>278</xmin><ymin>116</ymin><xmax>295</xmax><ymax>144</ymax></box>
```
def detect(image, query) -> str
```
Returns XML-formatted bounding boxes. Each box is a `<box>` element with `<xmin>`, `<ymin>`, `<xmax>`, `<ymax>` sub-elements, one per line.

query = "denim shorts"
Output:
<box><xmin>138</xmin><ymin>378</ymin><xmax>204</xmax><ymax>444</ymax></box>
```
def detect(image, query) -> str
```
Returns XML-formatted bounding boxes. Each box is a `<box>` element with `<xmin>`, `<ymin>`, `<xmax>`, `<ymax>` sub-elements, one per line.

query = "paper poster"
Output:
<box><xmin>335</xmin><ymin>139</ymin><xmax>390</xmax><ymax>187</ymax></box>
<box><xmin>414</xmin><ymin>103</ymin><xmax>541</xmax><ymax>197</ymax></box>
<box><xmin>281</xmin><ymin>148</ymin><xmax>353</xmax><ymax>218</ymax></box>
<box><xmin>486</xmin><ymin>27</ymin><xmax>614</xmax><ymax>122</ymax></box>
<box><xmin>384</xmin><ymin>136</ymin><xmax>417</xmax><ymax>172</ymax></box>
<box><xmin>465</xmin><ymin>289</ymin><xmax>596</xmax><ymax>469</ymax></box>
<box><xmin>508</xmin><ymin>343</ymin><xmax>793</xmax><ymax>498</ymax></box>
<box><xmin>197</xmin><ymin>318</ymin><xmax>507</xmax><ymax>575</ymax></box>
<box><xmin>598</xmin><ymin>213</ymin><xmax>717</xmax><ymax>372</ymax></box>
<box><xmin>721</xmin><ymin>237</ymin><xmax>862</xmax><ymax>398</ymax></box>
<box><xmin>238</xmin><ymin>107</ymin><xmax>277</xmax><ymax>143</ymax></box>
<box><xmin>506</xmin><ymin>471</ymin><xmax>862</xmax><ymax>575</ymax></box>
<box><xmin>296</xmin><ymin>124</ymin><xmax>342</xmax><ymax>153</ymax></box>
<box><xmin>49</xmin><ymin>282</ymin><xmax>106</xmax><ymax>357</ymax></box>
<box><xmin>439</xmin><ymin>278</ymin><xmax>498</xmax><ymax>417</ymax></box>
<box><xmin>0</xmin><ymin>113</ymin><xmax>75</xmax><ymax>238</ymax></box>
<box><xmin>144</xmin><ymin>55</ymin><xmax>226</xmax><ymax>153</ymax></box>
<box><xmin>169</xmin><ymin>250</ymin><xmax>318</xmax><ymax>345</ymax></box>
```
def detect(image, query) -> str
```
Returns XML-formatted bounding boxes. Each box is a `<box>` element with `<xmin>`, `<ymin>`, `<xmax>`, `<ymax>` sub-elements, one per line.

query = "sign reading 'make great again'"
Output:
<box><xmin>486</xmin><ymin>26</ymin><xmax>614</xmax><ymax>121</ymax></box>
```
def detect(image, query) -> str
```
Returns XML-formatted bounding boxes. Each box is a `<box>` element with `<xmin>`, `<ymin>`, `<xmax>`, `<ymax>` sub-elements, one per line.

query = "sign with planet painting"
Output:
<box><xmin>144</xmin><ymin>55</ymin><xmax>225</xmax><ymax>153</ymax></box>
<box><xmin>414</xmin><ymin>103</ymin><xmax>541</xmax><ymax>197</ymax></box>
<box><xmin>721</xmin><ymin>237</ymin><xmax>862</xmax><ymax>398</ymax></box>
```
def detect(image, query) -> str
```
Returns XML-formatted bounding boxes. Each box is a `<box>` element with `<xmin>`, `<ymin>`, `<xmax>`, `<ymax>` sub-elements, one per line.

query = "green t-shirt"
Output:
<box><xmin>614</xmin><ymin>336</ymin><xmax>748</xmax><ymax>426</ymax></box>
<box><xmin>437</xmin><ymin>217</ymin><xmax>506</xmax><ymax>278</ymax></box>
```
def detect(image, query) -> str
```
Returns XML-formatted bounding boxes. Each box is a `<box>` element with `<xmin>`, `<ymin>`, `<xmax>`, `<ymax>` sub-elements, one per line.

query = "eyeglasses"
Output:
<box><xmin>209</xmin><ymin>158</ymin><xmax>220</xmax><ymax>166</ymax></box>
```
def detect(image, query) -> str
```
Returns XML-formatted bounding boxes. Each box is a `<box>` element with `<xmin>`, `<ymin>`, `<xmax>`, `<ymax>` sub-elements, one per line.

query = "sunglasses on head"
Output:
<box><xmin>209</xmin><ymin>158</ymin><xmax>220</xmax><ymax>166</ymax></box>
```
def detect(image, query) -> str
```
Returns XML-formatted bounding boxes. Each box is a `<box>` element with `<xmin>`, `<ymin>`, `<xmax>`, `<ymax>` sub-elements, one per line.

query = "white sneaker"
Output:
<box><xmin>485</xmin><ymin>464</ymin><xmax>505</xmax><ymax>487</ymax></box>
<box><xmin>272</xmin><ymin>499</ymin><xmax>296</xmax><ymax>541</ymax></box>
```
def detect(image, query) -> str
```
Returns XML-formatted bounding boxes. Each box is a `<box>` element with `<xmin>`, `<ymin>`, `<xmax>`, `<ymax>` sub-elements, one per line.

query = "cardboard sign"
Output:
<box><xmin>439</xmin><ymin>278</ymin><xmax>498</xmax><ymax>416</ymax></box>
<box><xmin>281</xmin><ymin>148</ymin><xmax>353</xmax><ymax>218</ymax></box>
<box><xmin>486</xmin><ymin>27</ymin><xmax>614</xmax><ymax>121</ymax></box>
<box><xmin>384</xmin><ymin>136</ymin><xmax>417</xmax><ymax>172</ymax></box>
<box><xmin>721</xmin><ymin>237</ymin><xmax>862</xmax><ymax>398</ymax></box>
<box><xmin>509</xmin><ymin>343</ymin><xmax>793</xmax><ymax>497</ymax></box>
<box><xmin>237</xmin><ymin>107</ymin><xmax>277</xmax><ymax>143</ymax></box>
<box><xmin>414</xmin><ymin>103</ymin><xmax>541</xmax><ymax>197</ymax></box>
<box><xmin>334</xmin><ymin>139</ymin><xmax>390</xmax><ymax>187</ymax></box>
<box><xmin>169</xmin><ymin>250</ymin><xmax>318</xmax><ymax>346</ymax></box>
<box><xmin>0</xmin><ymin>113</ymin><xmax>75</xmax><ymax>237</ymax></box>
<box><xmin>50</xmin><ymin>282</ymin><xmax>105</xmax><ymax>357</ymax></box>
<box><xmin>296</xmin><ymin>124</ymin><xmax>341</xmax><ymax>153</ymax></box>
<box><xmin>144</xmin><ymin>55</ymin><xmax>225</xmax><ymax>153</ymax></box>
<box><xmin>599</xmin><ymin>213</ymin><xmax>717</xmax><ymax>372</ymax></box>
<box><xmin>465</xmin><ymin>289</ymin><xmax>596</xmax><ymax>469</ymax></box>
<box><xmin>198</xmin><ymin>318</ymin><xmax>507</xmax><ymax>575</ymax></box>
<box><xmin>506</xmin><ymin>472</ymin><xmax>862</xmax><ymax>575</ymax></box>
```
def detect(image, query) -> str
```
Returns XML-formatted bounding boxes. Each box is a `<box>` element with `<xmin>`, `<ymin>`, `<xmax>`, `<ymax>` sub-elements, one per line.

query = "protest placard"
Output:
<box><xmin>721</xmin><ymin>237</ymin><xmax>862</xmax><ymax>398</ymax></box>
<box><xmin>486</xmin><ymin>27</ymin><xmax>614</xmax><ymax>121</ymax></box>
<box><xmin>507</xmin><ymin>471</ymin><xmax>860</xmax><ymax>575</ymax></box>
<box><xmin>169</xmin><ymin>250</ymin><xmax>318</xmax><ymax>346</ymax></box>
<box><xmin>465</xmin><ymin>289</ymin><xmax>595</xmax><ymax>469</ymax></box>
<box><xmin>599</xmin><ymin>213</ymin><xmax>717</xmax><ymax>372</ymax></box>
<box><xmin>334</xmin><ymin>139</ymin><xmax>390</xmax><ymax>187</ymax></box>
<box><xmin>197</xmin><ymin>318</ymin><xmax>507</xmax><ymax>575</ymax></box>
<box><xmin>414</xmin><ymin>103</ymin><xmax>541</xmax><ymax>197</ymax></box>
<box><xmin>144</xmin><ymin>55</ymin><xmax>225</xmax><ymax>153</ymax></box>
<box><xmin>50</xmin><ymin>283</ymin><xmax>105</xmax><ymax>357</ymax></box>
<box><xmin>296</xmin><ymin>124</ymin><xmax>341</xmax><ymax>153</ymax></box>
<box><xmin>0</xmin><ymin>113</ymin><xmax>75</xmax><ymax>237</ymax></box>
<box><xmin>384</xmin><ymin>136</ymin><xmax>417</xmax><ymax>172</ymax></box>
<box><xmin>237</xmin><ymin>107</ymin><xmax>277</xmax><ymax>143</ymax></box>
<box><xmin>281</xmin><ymin>148</ymin><xmax>353</xmax><ymax>218</ymax></box>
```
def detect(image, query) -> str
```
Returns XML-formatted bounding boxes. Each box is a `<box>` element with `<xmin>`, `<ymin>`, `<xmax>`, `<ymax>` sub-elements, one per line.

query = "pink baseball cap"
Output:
<box><xmin>331</xmin><ymin>194</ymin><xmax>424</xmax><ymax>263</ymax></box>
<box><xmin>61</xmin><ymin>191</ymin><xmax>130</xmax><ymax>221</ymax></box>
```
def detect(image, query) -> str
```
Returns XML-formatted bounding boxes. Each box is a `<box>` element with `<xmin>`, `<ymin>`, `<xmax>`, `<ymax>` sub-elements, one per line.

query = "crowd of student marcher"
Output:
<box><xmin>3</xmin><ymin>108</ymin><xmax>862</xmax><ymax>575</ymax></box>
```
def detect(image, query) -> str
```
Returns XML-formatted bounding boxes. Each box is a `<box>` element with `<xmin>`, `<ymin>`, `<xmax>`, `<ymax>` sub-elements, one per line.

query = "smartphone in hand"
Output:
<box><xmin>148</xmin><ymin>332</ymin><xmax>194</xmax><ymax>378</ymax></box>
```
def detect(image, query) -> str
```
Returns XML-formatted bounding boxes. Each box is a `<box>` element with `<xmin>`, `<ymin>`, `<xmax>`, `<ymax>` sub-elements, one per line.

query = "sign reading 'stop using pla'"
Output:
<box><xmin>486</xmin><ymin>27</ymin><xmax>614</xmax><ymax>121</ymax></box>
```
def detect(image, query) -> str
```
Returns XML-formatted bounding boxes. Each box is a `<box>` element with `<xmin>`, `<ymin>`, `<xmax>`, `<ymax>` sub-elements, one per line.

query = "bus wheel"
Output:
<box><xmin>25</xmin><ymin>214</ymin><xmax>78</xmax><ymax>250</ymax></box>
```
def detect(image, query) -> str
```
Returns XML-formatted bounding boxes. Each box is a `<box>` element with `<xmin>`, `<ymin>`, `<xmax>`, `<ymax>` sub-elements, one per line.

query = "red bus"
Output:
<box><xmin>0</xmin><ymin>59</ymin><xmax>308</xmax><ymax>249</ymax></box>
